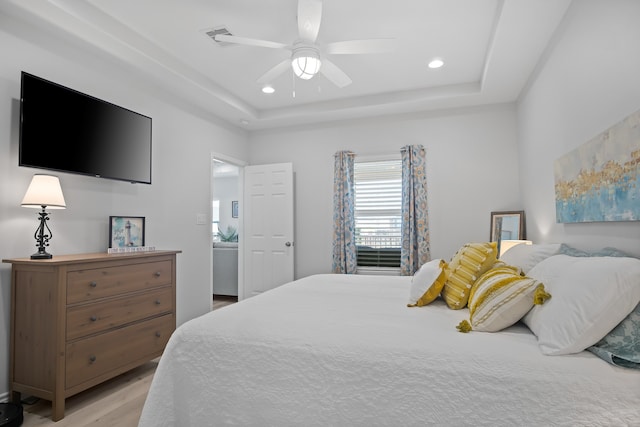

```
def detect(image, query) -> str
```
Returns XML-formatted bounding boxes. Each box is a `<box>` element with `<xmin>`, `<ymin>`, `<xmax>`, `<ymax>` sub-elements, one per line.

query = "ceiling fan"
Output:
<box><xmin>214</xmin><ymin>0</ymin><xmax>393</xmax><ymax>88</ymax></box>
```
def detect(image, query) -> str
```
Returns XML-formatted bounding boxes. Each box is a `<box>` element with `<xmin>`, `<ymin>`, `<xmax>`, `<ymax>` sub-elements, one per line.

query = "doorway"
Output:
<box><xmin>211</xmin><ymin>154</ymin><xmax>245</xmax><ymax>307</ymax></box>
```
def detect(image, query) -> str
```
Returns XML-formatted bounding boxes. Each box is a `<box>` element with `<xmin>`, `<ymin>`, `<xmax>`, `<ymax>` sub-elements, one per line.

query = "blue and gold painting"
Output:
<box><xmin>554</xmin><ymin>109</ymin><xmax>640</xmax><ymax>223</ymax></box>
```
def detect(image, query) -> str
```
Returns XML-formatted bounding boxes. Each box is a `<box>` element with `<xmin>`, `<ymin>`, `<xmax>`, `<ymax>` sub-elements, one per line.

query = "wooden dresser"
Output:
<box><xmin>2</xmin><ymin>250</ymin><xmax>180</xmax><ymax>421</ymax></box>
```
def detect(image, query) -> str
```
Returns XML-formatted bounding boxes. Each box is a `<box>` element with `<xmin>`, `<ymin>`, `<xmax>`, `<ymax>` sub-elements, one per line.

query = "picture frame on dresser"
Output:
<box><xmin>109</xmin><ymin>216</ymin><xmax>145</xmax><ymax>248</ymax></box>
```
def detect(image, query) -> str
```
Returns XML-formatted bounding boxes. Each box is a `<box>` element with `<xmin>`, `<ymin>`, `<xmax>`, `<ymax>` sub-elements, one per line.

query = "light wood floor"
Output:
<box><xmin>21</xmin><ymin>360</ymin><xmax>157</xmax><ymax>427</ymax></box>
<box><xmin>21</xmin><ymin>296</ymin><xmax>237</xmax><ymax>426</ymax></box>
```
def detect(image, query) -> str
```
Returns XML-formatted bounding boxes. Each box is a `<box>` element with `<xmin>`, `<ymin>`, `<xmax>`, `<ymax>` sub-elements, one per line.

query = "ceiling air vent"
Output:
<box><xmin>204</xmin><ymin>26</ymin><xmax>234</xmax><ymax>47</ymax></box>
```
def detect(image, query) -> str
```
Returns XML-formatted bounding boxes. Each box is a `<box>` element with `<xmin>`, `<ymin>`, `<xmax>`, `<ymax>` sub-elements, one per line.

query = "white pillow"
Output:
<box><xmin>407</xmin><ymin>259</ymin><xmax>447</xmax><ymax>307</ymax></box>
<box><xmin>523</xmin><ymin>254</ymin><xmax>640</xmax><ymax>355</ymax></box>
<box><xmin>499</xmin><ymin>243</ymin><xmax>560</xmax><ymax>274</ymax></box>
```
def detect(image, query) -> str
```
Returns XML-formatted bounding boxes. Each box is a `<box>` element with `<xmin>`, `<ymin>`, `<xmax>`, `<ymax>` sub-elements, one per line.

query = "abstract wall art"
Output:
<box><xmin>554</xmin><ymin>109</ymin><xmax>640</xmax><ymax>223</ymax></box>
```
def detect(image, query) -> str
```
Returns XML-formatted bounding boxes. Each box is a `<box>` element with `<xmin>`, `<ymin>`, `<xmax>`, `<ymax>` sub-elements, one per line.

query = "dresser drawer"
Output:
<box><xmin>66</xmin><ymin>287</ymin><xmax>173</xmax><ymax>341</ymax></box>
<box><xmin>65</xmin><ymin>314</ymin><xmax>174</xmax><ymax>389</ymax></box>
<box><xmin>67</xmin><ymin>260</ymin><xmax>172</xmax><ymax>304</ymax></box>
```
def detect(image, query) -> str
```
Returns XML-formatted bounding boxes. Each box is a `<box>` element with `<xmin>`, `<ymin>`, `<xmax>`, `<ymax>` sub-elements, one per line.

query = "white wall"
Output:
<box><xmin>517</xmin><ymin>0</ymin><xmax>640</xmax><ymax>257</ymax></box>
<box><xmin>249</xmin><ymin>104</ymin><xmax>521</xmax><ymax>279</ymax></box>
<box><xmin>0</xmin><ymin>23</ymin><xmax>249</xmax><ymax>397</ymax></box>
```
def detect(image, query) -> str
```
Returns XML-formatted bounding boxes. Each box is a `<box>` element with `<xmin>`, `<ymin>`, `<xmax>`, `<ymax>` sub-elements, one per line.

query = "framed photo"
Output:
<box><xmin>490</xmin><ymin>211</ymin><xmax>525</xmax><ymax>242</ymax></box>
<box><xmin>109</xmin><ymin>216</ymin><xmax>145</xmax><ymax>248</ymax></box>
<box><xmin>232</xmin><ymin>201</ymin><xmax>238</xmax><ymax>218</ymax></box>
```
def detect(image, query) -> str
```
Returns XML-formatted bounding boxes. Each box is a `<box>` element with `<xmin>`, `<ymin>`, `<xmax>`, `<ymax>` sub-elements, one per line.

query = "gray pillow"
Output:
<box><xmin>558</xmin><ymin>243</ymin><xmax>635</xmax><ymax>258</ymax></box>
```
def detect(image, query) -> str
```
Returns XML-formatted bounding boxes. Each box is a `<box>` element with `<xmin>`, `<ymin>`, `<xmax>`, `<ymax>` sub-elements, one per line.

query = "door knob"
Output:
<box><xmin>285</xmin><ymin>241</ymin><xmax>292</xmax><ymax>247</ymax></box>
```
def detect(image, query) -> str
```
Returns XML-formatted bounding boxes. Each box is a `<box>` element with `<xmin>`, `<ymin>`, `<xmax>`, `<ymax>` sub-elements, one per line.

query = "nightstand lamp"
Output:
<box><xmin>499</xmin><ymin>239</ymin><xmax>532</xmax><ymax>258</ymax></box>
<box><xmin>21</xmin><ymin>174</ymin><xmax>66</xmax><ymax>259</ymax></box>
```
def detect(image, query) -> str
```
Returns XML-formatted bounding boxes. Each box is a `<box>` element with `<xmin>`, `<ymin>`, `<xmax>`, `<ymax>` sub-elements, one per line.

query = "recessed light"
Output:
<box><xmin>262</xmin><ymin>85</ymin><xmax>275</xmax><ymax>94</ymax></box>
<box><xmin>428</xmin><ymin>58</ymin><xmax>444</xmax><ymax>69</ymax></box>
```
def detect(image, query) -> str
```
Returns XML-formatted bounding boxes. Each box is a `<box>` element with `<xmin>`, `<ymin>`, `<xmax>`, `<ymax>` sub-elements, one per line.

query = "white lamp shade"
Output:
<box><xmin>499</xmin><ymin>239</ymin><xmax>532</xmax><ymax>257</ymax></box>
<box><xmin>21</xmin><ymin>174</ymin><xmax>66</xmax><ymax>209</ymax></box>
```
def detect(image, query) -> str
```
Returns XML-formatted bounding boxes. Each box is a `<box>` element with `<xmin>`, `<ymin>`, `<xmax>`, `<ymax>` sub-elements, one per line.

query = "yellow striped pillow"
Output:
<box><xmin>463</xmin><ymin>266</ymin><xmax>547</xmax><ymax>332</ymax></box>
<box><xmin>441</xmin><ymin>242</ymin><xmax>498</xmax><ymax>309</ymax></box>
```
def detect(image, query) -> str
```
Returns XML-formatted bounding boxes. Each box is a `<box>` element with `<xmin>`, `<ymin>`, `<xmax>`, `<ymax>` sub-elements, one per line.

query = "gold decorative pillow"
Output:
<box><xmin>456</xmin><ymin>266</ymin><xmax>550</xmax><ymax>333</ymax></box>
<box><xmin>441</xmin><ymin>242</ymin><xmax>498</xmax><ymax>309</ymax></box>
<box><xmin>407</xmin><ymin>259</ymin><xmax>449</xmax><ymax>307</ymax></box>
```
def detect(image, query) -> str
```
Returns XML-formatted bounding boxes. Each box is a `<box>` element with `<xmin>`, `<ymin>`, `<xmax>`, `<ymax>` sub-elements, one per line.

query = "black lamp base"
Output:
<box><xmin>30</xmin><ymin>206</ymin><xmax>54</xmax><ymax>260</ymax></box>
<box><xmin>31</xmin><ymin>251</ymin><xmax>53</xmax><ymax>260</ymax></box>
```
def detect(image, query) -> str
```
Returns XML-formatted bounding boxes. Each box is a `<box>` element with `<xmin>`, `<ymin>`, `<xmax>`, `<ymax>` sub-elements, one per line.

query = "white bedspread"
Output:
<box><xmin>139</xmin><ymin>274</ymin><xmax>640</xmax><ymax>426</ymax></box>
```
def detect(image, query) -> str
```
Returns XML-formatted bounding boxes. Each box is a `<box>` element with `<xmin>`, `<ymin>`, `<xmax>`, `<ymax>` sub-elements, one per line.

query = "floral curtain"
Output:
<box><xmin>400</xmin><ymin>145</ymin><xmax>431</xmax><ymax>275</ymax></box>
<box><xmin>332</xmin><ymin>150</ymin><xmax>357</xmax><ymax>274</ymax></box>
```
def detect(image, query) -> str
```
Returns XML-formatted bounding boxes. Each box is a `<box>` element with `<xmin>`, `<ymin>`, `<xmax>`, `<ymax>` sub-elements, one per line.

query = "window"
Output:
<box><xmin>354</xmin><ymin>159</ymin><xmax>402</xmax><ymax>268</ymax></box>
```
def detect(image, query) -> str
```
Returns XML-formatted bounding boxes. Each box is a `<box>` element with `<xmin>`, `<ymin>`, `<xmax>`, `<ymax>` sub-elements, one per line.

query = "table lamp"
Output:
<box><xmin>21</xmin><ymin>174</ymin><xmax>66</xmax><ymax>259</ymax></box>
<box><xmin>499</xmin><ymin>239</ymin><xmax>532</xmax><ymax>258</ymax></box>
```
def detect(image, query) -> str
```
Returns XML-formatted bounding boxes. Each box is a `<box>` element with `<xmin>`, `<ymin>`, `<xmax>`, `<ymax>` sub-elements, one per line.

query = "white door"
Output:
<box><xmin>243</xmin><ymin>163</ymin><xmax>294</xmax><ymax>299</ymax></box>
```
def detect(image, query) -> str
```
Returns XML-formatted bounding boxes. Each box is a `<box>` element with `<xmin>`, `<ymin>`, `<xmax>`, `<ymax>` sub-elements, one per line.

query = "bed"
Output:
<box><xmin>139</xmin><ymin>251</ymin><xmax>640</xmax><ymax>426</ymax></box>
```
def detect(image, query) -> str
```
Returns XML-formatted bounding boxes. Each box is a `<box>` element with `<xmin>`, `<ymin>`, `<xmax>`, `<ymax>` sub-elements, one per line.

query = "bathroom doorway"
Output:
<box><xmin>211</xmin><ymin>154</ymin><xmax>245</xmax><ymax>308</ymax></box>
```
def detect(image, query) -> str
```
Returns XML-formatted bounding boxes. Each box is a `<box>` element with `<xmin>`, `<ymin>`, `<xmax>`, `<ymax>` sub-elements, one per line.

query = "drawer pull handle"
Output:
<box><xmin>89</xmin><ymin>355</ymin><xmax>96</xmax><ymax>363</ymax></box>
<box><xmin>155</xmin><ymin>299</ymin><xmax>161</xmax><ymax>305</ymax></box>
<box><xmin>89</xmin><ymin>281</ymin><xmax>97</xmax><ymax>288</ymax></box>
<box><xmin>155</xmin><ymin>331</ymin><xmax>161</xmax><ymax>338</ymax></box>
<box><xmin>154</xmin><ymin>271</ymin><xmax>161</xmax><ymax>277</ymax></box>
<box><xmin>90</xmin><ymin>315</ymin><xmax>97</xmax><ymax>322</ymax></box>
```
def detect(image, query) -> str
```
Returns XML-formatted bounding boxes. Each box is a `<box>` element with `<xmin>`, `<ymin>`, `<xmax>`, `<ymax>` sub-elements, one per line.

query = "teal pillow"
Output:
<box><xmin>588</xmin><ymin>303</ymin><xmax>640</xmax><ymax>369</ymax></box>
<box><xmin>558</xmin><ymin>243</ymin><xmax>635</xmax><ymax>258</ymax></box>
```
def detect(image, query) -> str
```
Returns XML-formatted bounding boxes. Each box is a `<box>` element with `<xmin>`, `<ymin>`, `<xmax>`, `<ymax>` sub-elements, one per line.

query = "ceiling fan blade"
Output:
<box><xmin>325</xmin><ymin>39</ymin><xmax>394</xmax><ymax>55</ymax></box>
<box><xmin>319</xmin><ymin>58</ymin><xmax>352</xmax><ymax>88</ymax></box>
<box><xmin>214</xmin><ymin>34</ymin><xmax>289</xmax><ymax>50</ymax></box>
<box><xmin>297</xmin><ymin>0</ymin><xmax>322</xmax><ymax>43</ymax></box>
<box><xmin>257</xmin><ymin>59</ymin><xmax>291</xmax><ymax>84</ymax></box>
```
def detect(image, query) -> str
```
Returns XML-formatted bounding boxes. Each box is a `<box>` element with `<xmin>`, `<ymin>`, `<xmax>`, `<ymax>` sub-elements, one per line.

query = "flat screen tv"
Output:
<box><xmin>19</xmin><ymin>72</ymin><xmax>152</xmax><ymax>184</ymax></box>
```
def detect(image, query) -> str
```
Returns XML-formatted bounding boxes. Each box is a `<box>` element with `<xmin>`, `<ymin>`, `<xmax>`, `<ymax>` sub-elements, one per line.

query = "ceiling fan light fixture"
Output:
<box><xmin>291</xmin><ymin>46</ymin><xmax>321</xmax><ymax>80</ymax></box>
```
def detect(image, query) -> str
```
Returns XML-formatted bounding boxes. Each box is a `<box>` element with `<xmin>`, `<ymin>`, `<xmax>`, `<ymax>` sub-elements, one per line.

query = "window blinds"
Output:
<box><xmin>354</xmin><ymin>159</ymin><xmax>402</xmax><ymax>267</ymax></box>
